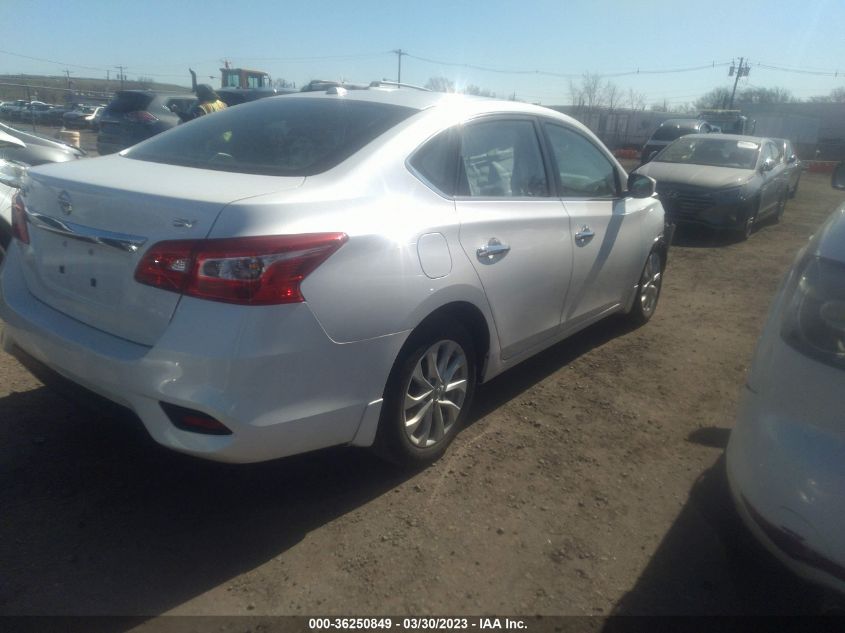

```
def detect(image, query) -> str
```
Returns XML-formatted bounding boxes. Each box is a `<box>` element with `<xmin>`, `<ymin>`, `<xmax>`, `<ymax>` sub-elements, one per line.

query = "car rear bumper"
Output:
<box><xmin>0</xmin><ymin>246</ymin><xmax>405</xmax><ymax>463</ymax></box>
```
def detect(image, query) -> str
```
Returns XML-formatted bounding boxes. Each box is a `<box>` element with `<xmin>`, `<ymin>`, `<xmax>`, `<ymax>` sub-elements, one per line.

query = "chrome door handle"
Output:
<box><xmin>476</xmin><ymin>238</ymin><xmax>511</xmax><ymax>260</ymax></box>
<box><xmin>574</xmin><ymin>225</ymin><xmax>595</xmax><ymax>245</ymax></box>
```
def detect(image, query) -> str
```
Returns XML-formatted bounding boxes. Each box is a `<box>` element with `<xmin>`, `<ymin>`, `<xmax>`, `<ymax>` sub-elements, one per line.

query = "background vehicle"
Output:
<box><xmin>772</xmin><ymin>137</ymin><xmax>802</xmax><ymax>198</ymax></box>
<box><xmin>698</xmin><ymin>109</ymin><xmax>756</xmax><ymax>135</ymax></box>
<box><xmin>1</xmin><ymin>90</ymin><xmax>666</xmax><ymax>466</ymax></box>
<box><xmin>640</xmin><ymin>118</ymin><xmax>716</xmax><ymax>163</ymax></box>
<box><xmin>63</xmin><ymin>105</ymin><xmax>103</xmax><ymax>129</ymax></box>
<box><xmin>635</xmin><ymin>134</ymin><xmax>790</xmax><ymax>239</ymax></box>
<box><xmin>0</xmin><ymin>100</ymin><xmax>28</xmax><ymax>119</ymax></box>
<box><xmin>727</xmin><ymin>162</ymin><xmax>845</xmax><ymax>595</ymax></box>
<box><xmin>19</xmin><ymin>101</ymin><xmax>50</xmax><ymax>123</ymax></box>
<box><xmin>189</xmin><ymin>66</ymin><xmax>293</xmax><ymax>106</ymax></box>
<box><xmin>96</xmin><ymin>90</ymin><xmax>196</xmax><ymax>154</ymax></box>
<box><xmin>0</xmin><ymin>130</ymin><xmax>28</xmax><ymax>262</ymax></box>
<box><xmin>0</xmin><ymin>122</ymin><xmax>84</xmax><ymax>165</ymax></box>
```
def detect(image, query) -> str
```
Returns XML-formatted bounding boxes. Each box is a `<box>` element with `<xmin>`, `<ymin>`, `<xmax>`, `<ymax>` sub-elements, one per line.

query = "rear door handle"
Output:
<box><xmin>575</xmin><ymin>226</ymin><xmax>595</xmax><ymax>244</ymax></box>
<box><xmin>476</xmin><ymin>238</ymin><xmax>511</xmax><ymax>260</ymax></box>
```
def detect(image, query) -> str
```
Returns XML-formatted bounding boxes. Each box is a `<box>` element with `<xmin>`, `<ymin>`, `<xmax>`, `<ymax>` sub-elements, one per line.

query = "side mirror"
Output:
<box><xmin>627</xmin><ymin>173</ymin><xmax>656</xmax><ymax>199</ymax></box>
<box><xmin>761</xmin><ymin>157</ymin><xmax>776</xmax><ymax>172</ymax></box>
<box><xmin>0</xmin><ymin>159</ymin><xmax>29</xmax><ymax>189</ymax></box>
<box><xmin>832</xmin><ymin>162</ymin><xmax>845</xmax><ymax>191</ymax></box>
<box><xmin>787</xmin><ymin>154</ymin><xmax>797</xmax><ymax>164</ymax></box>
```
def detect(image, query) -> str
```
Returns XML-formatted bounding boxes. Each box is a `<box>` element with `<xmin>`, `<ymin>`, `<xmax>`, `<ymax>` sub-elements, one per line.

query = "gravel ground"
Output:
<box><xmin>1</xmin><ymin>150</ymin><xmax>844</xmax><ymax>620</ymax></box>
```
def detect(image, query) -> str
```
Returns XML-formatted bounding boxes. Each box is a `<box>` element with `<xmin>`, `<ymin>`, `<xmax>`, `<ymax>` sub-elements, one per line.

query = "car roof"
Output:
<box><xmin>659</xmin><ymin>118</ymin><xmax>702</xmax><ymax>128</ymax></box>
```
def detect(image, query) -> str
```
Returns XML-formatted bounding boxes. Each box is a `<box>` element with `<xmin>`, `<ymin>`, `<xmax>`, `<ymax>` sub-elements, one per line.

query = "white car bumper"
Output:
<box><xmin>727</xmin><ymin>337</ymin><xmax>845</xmax><ymax>594</ymax></box>
<box><xmin>0</xmin><ymin>247</ymin><xmax>405</xmax><ymax>463</ymax></box>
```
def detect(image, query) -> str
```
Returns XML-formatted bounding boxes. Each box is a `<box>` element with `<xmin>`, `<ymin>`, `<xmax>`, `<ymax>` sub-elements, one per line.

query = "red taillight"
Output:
<box><xmin>160</xmin><ymin>402</ymin><xmax>232</xmax><ymax>435</ymax></box>
<box><xmin>134</xmin><ymin>233</ymin><xmax>348</xmax><ymax>305</ymax></box>
<box><xmin>11</xmin><ymin>192</ymin><xmax>29</xmax><ymax>245</ymax></box>
<box><xmin>125</xmin><ymin>110</ymin><xmax>159</xmax><ymax>124</ymax></box>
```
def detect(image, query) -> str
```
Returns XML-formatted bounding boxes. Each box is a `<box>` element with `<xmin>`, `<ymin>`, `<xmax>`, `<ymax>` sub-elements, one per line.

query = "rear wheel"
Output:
<box><xmin>625</xmin><ymin>248</ymin><xmax>664</xmax><ymax>326</ymax></box>
<box><xmin>374</xmin><ymin>320</ymin><xmax>476</xmax><ymax>467</ymax></box>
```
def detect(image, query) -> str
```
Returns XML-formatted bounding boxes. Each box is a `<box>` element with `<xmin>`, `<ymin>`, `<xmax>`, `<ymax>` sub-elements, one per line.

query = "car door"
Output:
<box><xmin>455</xmin><ymin>116</ymin><xmax>572</xmax><ymax>360</ymax></box>
<box><xmin>541</xmin><ymin>121</ymin><xmax>649</xmax><ymax>327</ymax></box>
<box><xmin>760</xmin><ymin>141</ymin><xmax>784</xmax><ymax>214</ymax></box>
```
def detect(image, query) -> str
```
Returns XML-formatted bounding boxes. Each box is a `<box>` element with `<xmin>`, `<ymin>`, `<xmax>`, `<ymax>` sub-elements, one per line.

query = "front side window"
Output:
<box><xmin>544</xmin><ymin>123</ymin><xmax>618</xmax><ymax>198</ymax></box>
<box><xmin>124</xmin><ymin>97</ymin><xmax>417</xmax><ymax>176</ymax></box>
<box><xmin>458</xmin><ymin>119</ymin><xmax>548</xmax><ymax>197</ymax></box>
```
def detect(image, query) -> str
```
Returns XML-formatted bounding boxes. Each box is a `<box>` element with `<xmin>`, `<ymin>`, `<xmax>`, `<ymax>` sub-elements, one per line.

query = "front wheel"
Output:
<box><xmin>625</xmin><ymin>249</ymin><xmax>664</xmax><ymax>326</ymax></box>
<box><xmin>374</xmin><ymin>321</ymin><xmax>476</xmax><ymax>467</ymax></box>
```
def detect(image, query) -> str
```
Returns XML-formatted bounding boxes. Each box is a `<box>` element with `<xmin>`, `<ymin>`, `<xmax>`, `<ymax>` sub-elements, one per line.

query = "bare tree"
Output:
<box><xmin>465</xmin><ymin>84</ymin><xmax>495</xmax><ymax>98</ymax></box>
<box><xmin>627</xmin><ymin>88</ymin><xmax>646</xmax><ymax>111</ymax></box>
<box><xmin>425</xmin><ymin>76</ymin><xmax>455</xmax><ymax>93</ymax></box>
<box><xmin>809</xmin><ymin>87</ymin><xmax>845</xmax><ymax>103</ymax></box>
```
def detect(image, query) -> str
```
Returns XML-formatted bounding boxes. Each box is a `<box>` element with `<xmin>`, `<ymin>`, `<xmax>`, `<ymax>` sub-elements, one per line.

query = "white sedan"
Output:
<box><xmin>728</xmin><ymin>163</ymin><xmax>845</xmax><ymax>593</ymax></box>
<box><xmin>1</xmin><ymin>87</ymin><xmax>666</xmax><ymax>465</ymax></box>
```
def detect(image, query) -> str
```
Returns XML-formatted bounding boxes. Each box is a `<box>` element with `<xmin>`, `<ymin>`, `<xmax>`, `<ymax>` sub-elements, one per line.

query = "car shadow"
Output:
<box><xmin>0</xmin><ymin>384</ymin><xmax>412</xmax><ymax>618</ymax></box>
<box><xmin>606</xmin><ymin>447</ymin><xmax>836</xmax><ymax>617</ymax></box>
<box><xmin>469</xmin><ymin>314</ymin><xmax>638</xmax><ymax>424</ymax></box>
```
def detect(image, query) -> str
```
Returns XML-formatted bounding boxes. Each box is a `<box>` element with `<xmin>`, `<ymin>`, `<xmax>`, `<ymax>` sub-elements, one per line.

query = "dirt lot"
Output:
<box><xmin>1</xmin><ymin>154</ymin><xmax>844</xmax><ymax>620</ymax></box>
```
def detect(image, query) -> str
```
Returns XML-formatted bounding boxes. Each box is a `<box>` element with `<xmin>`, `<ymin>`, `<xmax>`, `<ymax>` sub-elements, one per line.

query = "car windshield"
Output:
<box><xmin>124</xmin><ymin>97</ymin><xmax>418</xmax><ymax>176</ymax></box>
<box><xmin>654</xmin><ymin>138</ymin><xmax>759</xmax><ymax>169</ymax></box>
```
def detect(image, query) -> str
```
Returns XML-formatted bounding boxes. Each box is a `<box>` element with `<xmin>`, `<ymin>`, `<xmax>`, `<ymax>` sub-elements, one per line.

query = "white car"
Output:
<box><xmin>0</xmin><ymin>88</ymin><xmax>666</xmax><ymax>465</ymax></box>
<box><xmin>728</xmin><ymin>163</ymin><xmax>845</xmax><ymax>593</ymax></box>
<box><xmin>0</xmin><ymin>129</ymin><xmax>30</xmax><ymax>263</ymax></box>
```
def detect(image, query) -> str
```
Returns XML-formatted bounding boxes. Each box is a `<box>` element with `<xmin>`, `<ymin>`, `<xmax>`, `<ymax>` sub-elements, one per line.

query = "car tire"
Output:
<box><xmin>374</xmin><ymin>320</ymin><xmax>477</xmax><ymax>467</ymax></box>
<box><xmin>773</xmin><ymin>191</ymin><xmax>787</xmax><ymax>224</ymax></box>
<box><xmin>625</xmin><ymin>248</ymin><xmax>664</xmax><ymax>326</ymax></box>
<box><xmin>736</xmin><ymin>199</ymin><xmax>760</xmax><ymax>241</ymax></box>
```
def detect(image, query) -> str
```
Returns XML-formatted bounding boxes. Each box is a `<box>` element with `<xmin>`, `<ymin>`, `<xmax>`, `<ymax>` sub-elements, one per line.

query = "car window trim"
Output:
<box><xmin>539</xmin><ymin>118</ymin><xmax>623</xmax><ymax>200</ymax></box>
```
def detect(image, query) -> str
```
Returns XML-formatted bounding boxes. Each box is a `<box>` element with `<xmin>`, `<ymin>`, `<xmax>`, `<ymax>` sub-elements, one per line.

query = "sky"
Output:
<box><xmin>2</xmin><ymin>0</ymin><xmax>844</xmax><ymax>107</ymax></box>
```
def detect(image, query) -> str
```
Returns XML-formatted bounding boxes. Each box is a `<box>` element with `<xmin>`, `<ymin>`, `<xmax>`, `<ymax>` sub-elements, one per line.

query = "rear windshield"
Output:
<box><xmin>652</xmin><ymin>123</ymin><xmax>697</xmax><ymax>141</ymax></box>
<box><xmin>655</xmin><ymin>138</ymin><xmax>760</xmax><ymax>169</ymax></box>
<box><xmin>105</xmin><ymin>92</ymin><xmax>155</xmax><ymax>114</ymax></box>
<box><xmin>124</xmin><ymin>97</ymin><xmax>418</xmax><ymax>176</ymax></box>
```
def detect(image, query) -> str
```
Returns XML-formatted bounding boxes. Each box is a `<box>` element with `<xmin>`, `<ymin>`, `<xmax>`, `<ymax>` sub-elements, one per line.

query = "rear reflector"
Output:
<box><xmin>135</xmin><ymin>233</ymin><xmax>348</xmax><ymax>305</ymax></box>
<box><xmin>11</xmin><ymin>192</ymin><xmax>29</xmax><ymax>245</ymax></box>
<box><xmin>160</xmin><ymin>402</ymin><xmax>232</xmax><ymax>436</ymax></box>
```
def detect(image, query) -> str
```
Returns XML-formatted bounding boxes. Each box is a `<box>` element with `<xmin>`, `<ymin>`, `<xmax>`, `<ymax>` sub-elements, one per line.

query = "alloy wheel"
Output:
<box><xmin>402</xmin><ymin>340</ymin><xmax>469</xmax><ymax>448</ymax></box>
<box><xmin>639</xmin><ymin>251</ymin><xmax>662</xmax><ymax>319</ymax></box>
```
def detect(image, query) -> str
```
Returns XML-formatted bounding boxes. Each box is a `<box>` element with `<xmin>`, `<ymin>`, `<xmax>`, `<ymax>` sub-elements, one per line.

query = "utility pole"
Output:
<box><xmin>115</xmin><ymin>65</ymin><xmax>126</xmax><ymax>91</ymax></box>
<box><xmin>728</xmin><ymin>57</ymin><xmax>750</xmax><ymax>109</ymax></box>
<box><xmin>392</xmin><ymin>49</ymin><xmax>405</xmax><ymax>84</ymax></box>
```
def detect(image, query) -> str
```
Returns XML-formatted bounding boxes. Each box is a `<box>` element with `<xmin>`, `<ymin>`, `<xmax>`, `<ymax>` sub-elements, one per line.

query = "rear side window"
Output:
<box><xmin>105</xmin><ymin>92</ymin><xmax>154</xmax><ymax>114</ymax></box>
<box><xmin>409</xmin><ymin>129</ymin><xmax>458</xmax><ymax>196</ymax></box>
<box><xmin>124</xmin><ymin>97</ymin><xmax>417</xmax><ymax>176</ymax></box>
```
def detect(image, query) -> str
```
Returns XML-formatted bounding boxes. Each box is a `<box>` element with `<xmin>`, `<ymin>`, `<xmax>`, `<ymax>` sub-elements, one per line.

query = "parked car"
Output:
<box><xmin>727</xmin><ymin>162</ymin><xmax>845</xmax><ymax>595</ymax></box>
<box><xmin>96</xmin><ymin>90</ymin><xmax>196</xmax><ymax>155</ymax></box>
<box><xmin>634</xmin><ymin>134</ymin><xmax>790</xmax><ymax>240</ymax></box>
<box><xmin>0</xmin><ymin>130</ymin><xmax>28</xmax><ymax>262</ymax></box>
<box><xmin>772</xmin><ymin>137</ymin><xmax>802</xmax><ymax>198</ymax></box>
<box><xmin>0</xmin><ymin>89</ymin><xmax>667</xmax><ymax>465</ymax></box>
<box><xmin>63</xmin><ymin>105</ymin><xmax>103</xmax><ymax>129</ymax></box>
<box><xmin>1</xmin><ymin>100</ymin><xmax>28</xmax><ymax>120</ymax></box>
<box><xmin>0</xmin><ymin>122</ymin><xmax>85</xmax><ymax>165</ymax></box>
<box><xmin>31</xmin><ymin>104</ymin><xmax>60</xmax><ymax>125</ymax></box>
<box><xmin>640</xmin><ymin>118</ymin><xmax>716</xmax><ymax>164</ymax></box>
<box><xmin>19</xmin><ymin>101</ymin><xmax>50</xmax><ymax>123</ymax></box>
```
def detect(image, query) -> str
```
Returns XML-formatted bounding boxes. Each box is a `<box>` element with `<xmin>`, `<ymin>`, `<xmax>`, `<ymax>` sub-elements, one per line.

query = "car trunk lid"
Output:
<box><xmin>18</xmin><ymin>156</ymin><xmax>304</xmax><ymax>346</ymax></box>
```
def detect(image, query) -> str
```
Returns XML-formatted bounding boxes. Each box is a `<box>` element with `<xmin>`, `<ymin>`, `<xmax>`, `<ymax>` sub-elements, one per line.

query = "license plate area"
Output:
<box><xmin>36</xmin><ymin>230</ymin><xmax>131</xmax><ymax>308</ymax></box>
